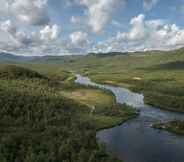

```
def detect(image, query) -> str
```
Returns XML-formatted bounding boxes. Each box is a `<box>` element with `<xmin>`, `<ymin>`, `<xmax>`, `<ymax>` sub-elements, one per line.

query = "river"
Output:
<box><xmin>75</xmin><ymin>74</ymin><xmax>184</xmax><ymax>162</ymax></box>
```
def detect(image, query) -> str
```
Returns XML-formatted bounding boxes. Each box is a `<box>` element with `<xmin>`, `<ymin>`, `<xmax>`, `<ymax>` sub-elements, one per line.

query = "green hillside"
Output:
<box><xmin>51</xmin><ymin>48</ymin><xmax>184</xmax><ymax>112</ymax></box>
<box><xmin>0</xmin><ymin>65</ymin><xmax>47</xmax><ymax>80</ymax></box>
<box><xmin>0</xmin><ymin>65</ymin><xmax>136</xmax><ymax>162</ymax></box>
<box><xmin>2</xmin><ymin>48</ymin><xmax>184</xmax><ymax>112</ymax></box>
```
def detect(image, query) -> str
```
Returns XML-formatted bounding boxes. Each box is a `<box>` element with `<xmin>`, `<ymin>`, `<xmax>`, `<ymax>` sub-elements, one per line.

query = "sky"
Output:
<box><xmin>1</xmin><ymin>0</ymin><xmax>184</xmax><ymax>56</ymax></box>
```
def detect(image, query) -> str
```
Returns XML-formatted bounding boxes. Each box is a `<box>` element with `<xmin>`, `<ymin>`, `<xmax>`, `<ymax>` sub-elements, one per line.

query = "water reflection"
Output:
<box><xmin>75</xmin><ymin>74</ymin><xmax>184</xmax><ymax>162</ymax></box>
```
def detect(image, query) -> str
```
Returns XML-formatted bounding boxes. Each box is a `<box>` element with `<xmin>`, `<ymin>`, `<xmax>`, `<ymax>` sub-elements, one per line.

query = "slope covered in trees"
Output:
<box><xmin>0</xmin><ymin>65</ymin><xmax>136</xmax><ymax>162</ymax></box>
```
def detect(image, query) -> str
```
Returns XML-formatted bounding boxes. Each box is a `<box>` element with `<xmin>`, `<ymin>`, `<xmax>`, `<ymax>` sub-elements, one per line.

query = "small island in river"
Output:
<box><xmin>153</xmin><ymin>120</ymin><xmax>184</xmax><ymax>135</ymax></box>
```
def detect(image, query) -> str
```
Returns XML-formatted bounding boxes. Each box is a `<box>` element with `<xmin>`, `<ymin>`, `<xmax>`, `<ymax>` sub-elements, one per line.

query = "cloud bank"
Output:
<box><xmin>0</xmin><ymin>0</ymin><xmax>184</xmax><ymax>55</ymax></box>
<box><xmin>93</xmin><ymin>14</ymin><xmax>184</xmax><ymax>53</ymax></box>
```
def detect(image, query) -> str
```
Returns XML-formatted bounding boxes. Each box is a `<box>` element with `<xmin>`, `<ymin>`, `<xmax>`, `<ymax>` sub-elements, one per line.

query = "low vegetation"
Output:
<box><xmin>153</xmin><ymin>120</ymin><xmax>184</xmax><ymax>135</ymax></box>
<box><xmin>40</xmin><ymin>48</ymin><xmax>184</xmax><ymax>113</ymax></box>
<box><xmin>0</xmin><ymin>65</ymin><xmax>137</xmax><ymax>162</ymax></box>
<box><xmin>0</xmin><ymin>64</ymin><xmax>47</xmax><ymax>80</ymax></box>
<box><xmin>60</xmin><ymin>87</ymin><xmax>116</xmax><ymax>108</ymax></box>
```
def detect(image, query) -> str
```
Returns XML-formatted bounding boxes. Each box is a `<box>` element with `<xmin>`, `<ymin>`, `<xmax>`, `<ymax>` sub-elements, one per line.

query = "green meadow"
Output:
<box><xmin>45</xmin><ymin>48</ymin><xmax>184</xmax><ymax>113</ymax></box>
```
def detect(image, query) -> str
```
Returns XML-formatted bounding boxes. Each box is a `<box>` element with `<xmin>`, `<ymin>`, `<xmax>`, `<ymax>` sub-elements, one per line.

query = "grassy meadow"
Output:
<box><xmin>36</xmin><ymin>48</ymin><xmax>184</xmax><ymax>113</ymax></box>
<box><xmin>60</xmin><ymin>87</ymin><xmax>116</xmax><ymax>108</ymax></box>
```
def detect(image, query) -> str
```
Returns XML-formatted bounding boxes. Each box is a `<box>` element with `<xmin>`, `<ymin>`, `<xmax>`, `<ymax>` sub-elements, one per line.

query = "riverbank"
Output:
<box><xmin>2</xmin><ymin>49</ymin><xmax>184</xmax><ymax>162</ymax></box>
<box><xmin>0</xmin><ymin>65</ymin><xmax>139</xmax><ymax>162</ymax></box>
<box><xmin>47</xmin><ymin>48</ymin><xmax>184</xmax><ymax>113</ymax></box>
<box><xmin>77</xmin><ymin>74</ymin><xmax>184</xmax><ymax>162</ymax></box>
<box><xmin>82</xmin><ymin>75</ymin><xmax>184</xmax><ymax>113</ymax></box>
<box><xmin>64</xmin><ymin>76</ymin><xmax>138</xmax><ymax>130</ymax></box>
<box><xmin>153</xmin><ymin>120</ymin><xmax>184</xmax><ymax>135</ymax></box>
<box><xmin>93</xmin><ymin>104</ymin><xmax>138</xmax><ymax>130</ymax></box>
<box><xmin>8</xmin><ymin>48</ymin><xmax>184</xmax><ymax>112</ymax></box>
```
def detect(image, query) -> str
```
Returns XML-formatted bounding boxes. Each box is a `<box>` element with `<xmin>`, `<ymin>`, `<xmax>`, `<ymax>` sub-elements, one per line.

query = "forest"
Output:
<box><xmin>0</xmin><ymin>65</ymin><xmax>137</xmax><ymax>162</ymax></box>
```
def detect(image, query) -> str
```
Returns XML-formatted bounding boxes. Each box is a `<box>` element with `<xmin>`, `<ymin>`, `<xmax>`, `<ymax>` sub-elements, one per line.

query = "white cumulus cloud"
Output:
<box><xmin>0</xmin><ymin>20</ymin><xmax>31</xmax><ymax>46</ymax></box>
<box><xmin>0</xmin><ymin>20</ymin><xmax>61</xmax><ymax>49</ymax></box>
<box><xmin>117</xmin><ymin>14</ymin><xmax>146</xmax><ymax>42</ymax></box>
<box><xmin>93</xmin><ymin>14</ymin><xmax>184</xmax><ymax>53</ymax></box>
<box><xmin>0</xmin><ymin>20</ymin><xmax>17</xmax><ymax>35</ymax></box>
<box><xmin>0</xmin><ymin>0</ymin><xmax>50</xmax><ymax>26</ymax></box>
<box><xmin>70</xmin><ymin>31</ymin><xmax>88</xmax><ymax>46</ymax></box>
<box><xmin>79</xmin><ymin>0</ymin><xmax>124</xmax><ymax>33</ymax></box>
<box><xmin>67</xmin><ymin>31</ymin><xmax>90</xmax><ymax>54</ymax></box>
<box><xmin>40</xmin><ymin>25</ymin><xmax>61</xmax><ymax>41</ymax></box>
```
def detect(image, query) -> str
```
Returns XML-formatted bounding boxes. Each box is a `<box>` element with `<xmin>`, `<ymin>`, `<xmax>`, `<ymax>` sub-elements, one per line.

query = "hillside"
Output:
<box><xmin>0</xmin><ymin>65</ymin><xmax>47</xmax><ymax>80</ymax></box>
<box><xmin>1</xmin><ymin>47</ymin><xmax>184</xmax><ymax>112</ymax></box>
<box><xmin>0</xmin><ymin>52</ymin><xmax>34</xmax><ymax>62</ymax></box>
<box><xmin>53</xmin><ymin>48</ymin><xmax>184</xmax><ymax>112</ymax></box>
<box><xmin>0</xmin><ymin>65</ymin><xmax>136</xmax><ymax>162</ymax></box>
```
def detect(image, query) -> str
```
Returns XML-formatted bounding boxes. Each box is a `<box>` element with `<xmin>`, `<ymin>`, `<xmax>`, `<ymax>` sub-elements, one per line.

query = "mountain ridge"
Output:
<box><xmin>1</xmin><ymin>47</ymin><xmax>184</xmax><ymax>62</ymax></box>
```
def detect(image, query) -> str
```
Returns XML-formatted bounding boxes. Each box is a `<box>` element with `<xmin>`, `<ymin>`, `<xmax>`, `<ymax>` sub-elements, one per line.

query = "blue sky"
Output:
<box><xmin>1</xmin><ymin>0</ymin><xmax>184</xmax><ymax>55</ymax></box>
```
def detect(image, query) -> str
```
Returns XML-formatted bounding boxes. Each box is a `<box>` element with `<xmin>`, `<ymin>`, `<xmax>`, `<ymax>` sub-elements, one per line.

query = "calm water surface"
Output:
<box><xmin>75</xmin><ymin>74</ymin><xmax>184</xmax><ymax>162</ymax></box>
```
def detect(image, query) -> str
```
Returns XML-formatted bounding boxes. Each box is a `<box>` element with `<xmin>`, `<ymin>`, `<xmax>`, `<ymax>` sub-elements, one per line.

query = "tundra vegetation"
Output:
<box><xmin>1</xmin><ymin>47</ymin><xmax>184</xmax><ymax>162</ymax></box>
<box><xmin>21</xmin><ymin>48</ymin><xmax>184</xmax><ymax>136</ymax></box>
<box><xmin>34</xmin><ymin>48</ymin><xmax>184</xmax><ymax>113</ymax></box>
<box><xmin>0</xmin><ymin>64</ymin><xmax>137</xmax><ymax>162</ymax></box>
<box><xmin>153</xmin><ymin>120</ymin><xmax>184</xmax><ymax>135</ymax></box>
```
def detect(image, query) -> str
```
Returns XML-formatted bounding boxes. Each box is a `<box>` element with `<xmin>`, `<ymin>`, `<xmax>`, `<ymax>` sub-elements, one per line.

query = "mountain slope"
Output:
<box><xmin>0</xmin><ymin>52</ymin><xmax>34</xmax><ymax>62</ymax></box>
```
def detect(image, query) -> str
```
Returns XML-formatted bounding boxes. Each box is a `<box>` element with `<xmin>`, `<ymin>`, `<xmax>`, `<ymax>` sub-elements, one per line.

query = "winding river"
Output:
<box><xmin>75</xmin><ymin>74</ymin><xmax>184</xmax><ymax>162</ymax></box>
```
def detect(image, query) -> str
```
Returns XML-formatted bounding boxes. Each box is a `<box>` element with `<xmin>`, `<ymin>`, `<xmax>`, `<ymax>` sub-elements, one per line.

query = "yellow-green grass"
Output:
<box><xmin>153</xmin><ymin>120</ymin><xmax>184</xmax><ymax>135</ymax></box>
<box><xmin>50</xmin><ymin>49</ymin><xmax>184</xmax><ymax>112</ymax></box>
<box><xmin>60</xmin><ymin>88</ymin><xmax>116</xmax><ymax>108</ymax></box>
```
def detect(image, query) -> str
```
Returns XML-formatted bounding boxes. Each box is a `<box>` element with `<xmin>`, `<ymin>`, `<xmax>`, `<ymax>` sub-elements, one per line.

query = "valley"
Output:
<box><xmin>0</xmin><ymin>64</ymin><xmax>136</xmax><ymax>162</ymax></box>
<box><xmin>0</xmin><ymin>48</ymin><xmax>184</xmax><ymax>162</ymax></box>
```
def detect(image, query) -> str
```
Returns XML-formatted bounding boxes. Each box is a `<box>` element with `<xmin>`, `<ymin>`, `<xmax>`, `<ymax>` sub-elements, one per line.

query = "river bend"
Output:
<box><xmin>75</xmin><ymin>74</ymin><xmax>184</xmax><ymax>162</ymax></box>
